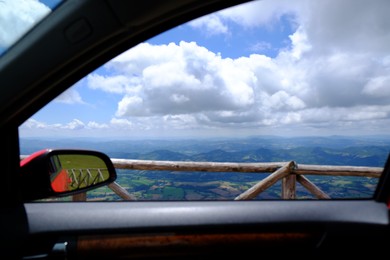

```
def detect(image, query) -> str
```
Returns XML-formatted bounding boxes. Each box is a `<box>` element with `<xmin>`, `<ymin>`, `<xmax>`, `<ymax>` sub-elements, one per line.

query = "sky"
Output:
<box><xmin>3</xmin><ymin>0</ymin><xmax>390</xmax><ymax>139</ymax></box>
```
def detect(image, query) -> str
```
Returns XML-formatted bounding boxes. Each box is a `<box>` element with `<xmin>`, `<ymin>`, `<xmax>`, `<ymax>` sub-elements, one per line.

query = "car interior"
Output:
<box><xmin>0</xmin><ymin>0</ymin><xmax>389</xmax><ymax>259</ymax></box>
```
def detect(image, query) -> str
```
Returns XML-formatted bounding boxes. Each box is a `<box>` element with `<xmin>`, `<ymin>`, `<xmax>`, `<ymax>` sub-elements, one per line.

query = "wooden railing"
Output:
<box><xmin>67</xmin><ymin>168</ymin><xmax>107</xmax><ymax>189</ymax></box>
<box><xmin>20</xmin><ymin>154</ymin><xmax>382</xmax><ymax>201</ymax></box>
<box><xmin>103</xmin><ymin>159</ymin><xmax>383</xmax><ymax>201</ymax></box>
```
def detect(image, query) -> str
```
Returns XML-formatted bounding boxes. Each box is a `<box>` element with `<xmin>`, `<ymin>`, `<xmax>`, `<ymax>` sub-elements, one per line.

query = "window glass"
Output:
<box><xmin>0</xmin><ymin>0</ymin><xmax>65</xmax><ymax>56</ymax></box>
<box><xmin>19</xmin><ymin>0</ymin><xmax>390</xmax><ymax>201</ymax></box>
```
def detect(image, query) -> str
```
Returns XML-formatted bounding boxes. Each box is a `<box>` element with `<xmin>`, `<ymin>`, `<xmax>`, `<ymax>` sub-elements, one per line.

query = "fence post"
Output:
<box><xmin>282</xmin><ymin>174</ymin><xmax>296</xmax><ymax>199</ymax></box>
<box><xmin>108</xmin><ymin>182</ymin><xmax>137</xmax><ymax>200</ymax></box>
<box><xmin>72</xmin><ymin>192</ymin><xmax>87</xmax><ymax>201</ymax></box>
<box><xmin>235</xmin><ymin>161</ymin><xmax>296</xmax><ymax>200</ymax></box>
<box><xmin>296</xmin><ymin>175</ymin><xmax>330</xmax><ymax>199</ymax></box>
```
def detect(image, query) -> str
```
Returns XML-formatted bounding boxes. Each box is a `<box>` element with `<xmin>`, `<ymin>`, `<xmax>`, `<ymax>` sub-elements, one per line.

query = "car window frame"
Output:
<box><xmin>1</xmin><ymin>0</ymin><xmax>390</xmax><ymax>258</ymax></box>
<box><xmin>14</xmin><ymin>0</ymin><xmax>390</xmax><ymax>203</ymax></box>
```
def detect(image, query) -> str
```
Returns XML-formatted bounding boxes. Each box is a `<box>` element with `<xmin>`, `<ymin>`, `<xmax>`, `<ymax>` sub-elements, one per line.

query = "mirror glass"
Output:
<box><xmin>48</xmin><ymin>154</ymin><xmax>111</xmax><ymax>192</ymax></box>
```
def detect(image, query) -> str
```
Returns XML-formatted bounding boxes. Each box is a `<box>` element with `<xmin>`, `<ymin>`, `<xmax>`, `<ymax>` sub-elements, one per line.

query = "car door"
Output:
<box><xmin>1</xmin><ymin>0</ymin><xmax>390</xmax><ymax>259</ymax></box>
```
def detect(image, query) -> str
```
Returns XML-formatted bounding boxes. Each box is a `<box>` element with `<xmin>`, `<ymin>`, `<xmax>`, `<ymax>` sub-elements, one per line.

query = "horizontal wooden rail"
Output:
<box><xmin>111</xmin><ymin>159</ymin><xmax>383</xmax><ymax>200</ymax></box>
<box><xmin>294</xmin><ymin>164</ymin><xmax>383</xmax><ymax>177</ymax></box>
<box><xmin>111</xmin><ymin>159</ymin><xmax>287</xmax><ymax>172</ymax></box>
<box><xmin>21</xmin><ymin>156</ymin><xmax>383</xmax><ymax>177</ymax></box>
<box><xmin>111</xmin><ymin>159</ymin><xmax>383</xmax><ymax>177</ymax></box>
<box><xmin>21</xmin><ymin>155</ymin><xmax>384</xmax><ymax>201</ymax></box>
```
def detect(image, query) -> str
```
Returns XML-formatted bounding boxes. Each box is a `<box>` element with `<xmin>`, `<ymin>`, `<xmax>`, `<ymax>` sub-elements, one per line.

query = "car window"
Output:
<box><xmin>19</xmin><ymin>0</ymin><xmax>390</xmax><ymax>201</ymax></box>
<box><xmin>0</xmin><ymin>0</ymin><xmax>65</xmax><ymax>56</ymax></box>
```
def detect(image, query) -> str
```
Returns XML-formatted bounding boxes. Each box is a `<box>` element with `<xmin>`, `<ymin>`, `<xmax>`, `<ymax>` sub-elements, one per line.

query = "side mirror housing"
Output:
<box><xmin>20</xmin><ymin>149</ymin><xmax>117</xmax><ymax>201</ymax></box>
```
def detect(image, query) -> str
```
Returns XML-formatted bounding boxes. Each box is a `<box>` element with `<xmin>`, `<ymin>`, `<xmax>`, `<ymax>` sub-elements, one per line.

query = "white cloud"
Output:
<box><xmin>288</xmin><ymin>26</ymin><xmax>311</xmax><ymax>59</ymax></box>
<box><xmin>170</xmin><ymin>94</ymin><xmax>190</xmax><ymax>104</ymax></box>
<box><xmin>87</xmin><ymin>121</ymin><xmax>109</xmax><ymax>129</ymax></box>
<box><xmin>21</xmin><ymin>118</ymin><xmax>109</xmax><ymax>131</ymax></box>
<box><xmin>189</xmin><ymin>14</ymin><xmax>229</xmax><ymax>35</ymax></box>
<box><xmin>22</xmin><ymin>118</ymin><xmax>47</xmax><ymax>129</ymax></box>
<box><xmin>267</xmin><ymin>91</ymin><xmax>306</xmax><ymax>111</ymax></box>
<box><xmin>63</xmin><ymin>119</ymin><xmax>85</xmax><ymax>130</ymax></box>
<box><xmin>110</xmin><ymin>118</ymin><xmax>133</xmax><ymax>128</ymax></box>
<box><xmin>89</xmin><ymin>13</ymin><xmax>390</xmax><ymax>133</ymax></box>
<box><xmin>90</xmin><ymin>41</ymin><xmax>258</xmax><ymax>119</ymax></box>
<box><xmin>55</xmin><ymin>89</ymin><xmax>85</xmax><ymax>104</ymax></box>
<box><xmin>362</xmin><ymin>76</ymin><xmax>390</xmax><ymax>98</ymax></box>
<box><xmin>302</xmin><ymin>0</ymin><xmax>390</xmax><ymax>55</ymax></box>
<box><xmin>218</xmin><ymin>0</ymin><xmax>300</xmax><ymax>28</ymax></box>
<box><xmin>116</xmin><ymin>96</ymin><xmax>145</xmax><ymax>117</ymax></box>
<box><xmin>87</xmin><ymin>74</ymin><xmax>139</xmax><ymax>94</ymax></box>
<box><xmin>0</xmin><ymin>0</ymin><xmax>50</xmax><ymax>49</ymax></box>
<box><xmin>106</xmin><ymin>42</ymin><xmax>184</xmax><ymax>74</ymax></box>
<box><xmin>299</xmin><ymin>106</ymin><xmax>390</xmax><ymax>123</ymax></box>
<box><xmin>23</xmin><ymin>0</ymin><xmax>390</xmax><ymax>137</ymax></box>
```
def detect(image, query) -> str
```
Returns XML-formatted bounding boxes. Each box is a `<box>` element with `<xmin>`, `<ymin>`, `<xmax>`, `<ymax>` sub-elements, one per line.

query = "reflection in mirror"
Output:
<box><xmin>49</xmin><ymin>154</ymin><xmax>110</xmax><ymax>192</ymax></box>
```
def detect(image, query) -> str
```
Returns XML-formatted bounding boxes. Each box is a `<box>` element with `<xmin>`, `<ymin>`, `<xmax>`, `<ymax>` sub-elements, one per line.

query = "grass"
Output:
<box><xmin>57</xmin><ymin>154</ymin><xmax>110</xmax><ymax>189</ymax></box>
<box><xmin>58</xmin><ymin>154</ymin><xmax>108</xmax><ymax>169</ymax></box>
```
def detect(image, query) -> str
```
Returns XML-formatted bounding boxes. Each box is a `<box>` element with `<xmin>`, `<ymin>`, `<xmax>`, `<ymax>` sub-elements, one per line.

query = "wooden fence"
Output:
<box><xmin>20</xmin><ymin>155</ymin><xmax>382</xmax><ymax>201</ymax></box>
<box><xmin>100</xmin><ymin>159</ymin><xmax>383</xmax><ymax>201</ymax></box>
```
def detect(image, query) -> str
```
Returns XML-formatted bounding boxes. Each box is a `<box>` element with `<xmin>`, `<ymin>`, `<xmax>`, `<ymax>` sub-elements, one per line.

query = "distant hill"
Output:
<box><xmin>20</xmin><ymin>135</ymin><xmax>390</xmax><ymax>167</ymax></box>
<box><xmin>21</xmin><ymin>136</ymin><xmax>389</xmax><ymax>200</ymax></box>
<box><xmin>141</xmin><ymin>150</ymin><xmax>191</xmax><ymax>161</ymax></box>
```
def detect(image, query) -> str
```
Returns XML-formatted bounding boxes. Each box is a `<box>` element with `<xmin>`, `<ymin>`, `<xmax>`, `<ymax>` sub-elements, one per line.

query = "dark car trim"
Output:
<box><xmin>26</xmin><ymin>200</ymin><xmax>388</xmax><ymax>234</ymax></box>
<box><xmin>23</xmin><ymin>200</ymin><xmax>389</xmax><ymax>258</ymax></box>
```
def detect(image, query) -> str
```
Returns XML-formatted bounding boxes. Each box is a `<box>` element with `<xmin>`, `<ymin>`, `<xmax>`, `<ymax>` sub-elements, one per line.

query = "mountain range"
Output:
<box><xmin>20</xmin><ymin>135</ymin><xmax>390</xmax><ymax>167</ymax></box>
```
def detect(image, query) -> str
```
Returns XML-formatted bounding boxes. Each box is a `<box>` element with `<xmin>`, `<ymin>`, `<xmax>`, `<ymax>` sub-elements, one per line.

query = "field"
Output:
<box><xmin>85</xmin><ymin>169</ymin><xmax>380</xmax><ymax>201</ymax></box>
<box><xmin>57</xmin><ymin>154</ymin><xmax>110</xmax><ymax>190</ymax></box>
<box><xmin>20</xmin><ymin>136</ymin><xmax>389</xmax><ymax>201</ymax></box>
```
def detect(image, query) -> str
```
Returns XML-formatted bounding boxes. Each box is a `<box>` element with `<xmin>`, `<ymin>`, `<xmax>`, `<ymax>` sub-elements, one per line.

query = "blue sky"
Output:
<box><xmin>39</xmin><ymin>0</ymin><xmax>62</xmax><ymax>9</ymax></box>
<box><xmin>6</xmin><ymin>0</ymin><xmax>390</xmax><ymax>139</ymax></box>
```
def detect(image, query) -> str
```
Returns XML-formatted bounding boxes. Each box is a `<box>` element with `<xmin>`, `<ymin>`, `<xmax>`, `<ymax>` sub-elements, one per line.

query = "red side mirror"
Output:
<box><xmin>20</xmin><ymin>149</ymin><xmax>117</xmax><ymax>201</ymax></box>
